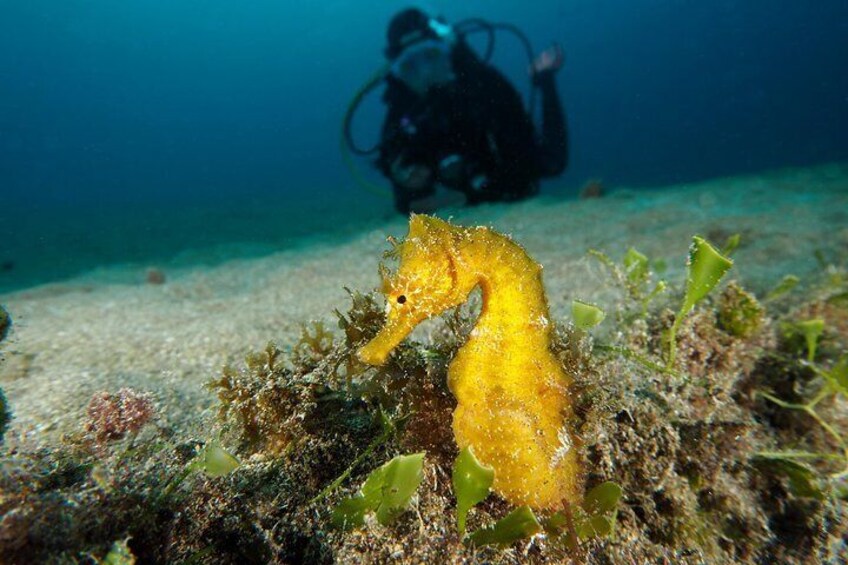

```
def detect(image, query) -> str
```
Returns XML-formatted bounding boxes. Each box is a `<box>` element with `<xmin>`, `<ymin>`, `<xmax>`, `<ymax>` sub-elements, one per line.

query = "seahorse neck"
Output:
<box><xmin>460</xmin><ymin>230</ymin><xmax>552</xmax><ymax>344</ymax></box>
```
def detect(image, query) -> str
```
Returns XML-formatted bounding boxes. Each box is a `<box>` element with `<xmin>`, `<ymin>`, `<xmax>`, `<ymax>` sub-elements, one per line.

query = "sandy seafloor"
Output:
<box><xmin>2</xmin><ymin>163</ymin><xmax>847</xmax><ymax>451</ymax></box>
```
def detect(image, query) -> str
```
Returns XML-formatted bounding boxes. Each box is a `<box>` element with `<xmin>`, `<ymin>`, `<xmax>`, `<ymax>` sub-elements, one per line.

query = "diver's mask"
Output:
<box><xmin>390</xmin><ymin>39</ymin><xmax>455</xmax><ymax>96</ymax></box>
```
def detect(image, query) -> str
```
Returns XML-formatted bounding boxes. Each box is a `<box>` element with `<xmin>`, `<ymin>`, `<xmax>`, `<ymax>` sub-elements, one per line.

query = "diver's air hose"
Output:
<box><xmin>340</xmin><ymin>63</ymin><xmax>393</xmax><ymax>198</ymax></box>
<box><xmin>343</xmin><ymin>63</ymin><xmax>390</xmax><ymax>156</ymax></box>
<box><xmin>453</xmin><ymin>18</ymin><xmax>496</xmax><ymax>61</ymax></box>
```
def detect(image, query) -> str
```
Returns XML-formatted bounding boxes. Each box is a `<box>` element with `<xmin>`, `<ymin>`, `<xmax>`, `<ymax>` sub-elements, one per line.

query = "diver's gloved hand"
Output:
<box><xmin>390</xmin><ymin>156</ymin><xmax>433</xmax><ymax>192</ymax></box>
<box><xmin>437</xmin><ymin>154</ymin><xmax>465</xmax><ymax>189</ymax></box>
<box><xmin>470</xmin><ymin>174</ymin><xmax>489</xmax><ymax>193</ymax></box>
<box><xmin>462</xmin><ymin>173</ymin><xmax>491</xmax><ymax>206</ymax></box>
<box><xmin>530</xmin><ymin>43</ymin><xmax>564</xmax><ymax>82</ymax></box>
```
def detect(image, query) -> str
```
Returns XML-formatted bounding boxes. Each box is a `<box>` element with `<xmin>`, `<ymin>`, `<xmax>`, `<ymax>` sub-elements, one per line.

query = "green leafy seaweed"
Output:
<box><xmin>796</xmin><ymin>319</ymin><xmax>825</xmax><ymax>362</ymax></box>
<box><xmin>102</xmin><ymin>538</ymin><xmax>136</xmax><ymax>565</ymax></box>
<box><xmin>572</xmin><ymin>300</ymin><xmax>606</xmax><ymax>330</ymax></box>
<box><xmin>452</xmin><ymin>446</ymin><xmax>494</xmax><ymax>536</ymax></box>
<box><xmin>466</xmin><ymin>506</ymin><xmax>541</xmax><ymax>548</ymax></box>
<box><xmin>331</xmin><ymin>453</ymin><xmax>425</xmax><ymax>530</ymax></box>
<box><xmin>192</xmin><ymin>441</ymin><xmax>240</xmax><ymax>478</ymax></box>
<box><xmin>752</xmin><ymin>455</ymin><xmax>825</xmax><ymax>500</ymax></box>
<box><xmin>583</xmin><ymin>481</ymin><xmax>622</xmax><ymax>516</ymax></box>
<box><xmin>822</xmin><ymin>354</ymin><xmax>848</xmax><ymax>398</ymax></box>
<box><xmin>577</xmin><ymin>481</ymin><xmax>622</xmax><ymax>538</ymax></box>
<box><xmin>624</xmin><ymin>248</ymin><xmax>649</xmax><ymax>290</ymax></box>
<box><xmin>765</xmin><ymin>274</ymin><xmax>800</xmax><ymax>302</ymax></box>
<box><xmin>666</xmin><ymin>236</ymin><xmax>733</xmax><ymax>369</ymax></box>
<box><xmin>543</xmin><ymin>482</ymin><xmax>624</xmax><ymax>548</ymax></box>
<box><xmin>588</xmin><ymin>248</ymin><xmax>665</xmax><ymax>318</ymax></box>
<box><xmin>722</xmin><ymin>233</ymin><xmax>741</xmax><ymax>256</ymax></box>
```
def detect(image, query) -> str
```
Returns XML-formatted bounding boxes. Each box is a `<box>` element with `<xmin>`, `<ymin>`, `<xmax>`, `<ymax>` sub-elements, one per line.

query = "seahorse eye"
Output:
<box><xmin>397</xmin><ymin>294</ymin><xmax>407</xmax><ymax>304</ymax></box>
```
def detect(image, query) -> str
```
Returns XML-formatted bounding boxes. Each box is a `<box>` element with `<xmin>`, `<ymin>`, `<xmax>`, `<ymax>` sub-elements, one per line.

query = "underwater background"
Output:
<box><xmin>3</xmin><ymin>2</ymin><xmax>848</xmax><ymax>563</ymax></box>
<box><xmin>1</xmin><ymin>0</ymin><xmax>847</xmax><ymax>293</ymax></box>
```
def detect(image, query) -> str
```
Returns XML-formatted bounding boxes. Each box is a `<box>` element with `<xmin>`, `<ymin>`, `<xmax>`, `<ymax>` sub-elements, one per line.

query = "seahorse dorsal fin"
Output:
<box><xmin>407</xmin><ymin>214</ymin><xmax>427</xmax><ymax>239</ymax></box>
<box><xmin>378</xmin><ymin>262</ymin><xmax>394</xmax><ymax>294</ymax></box>
<box><xmin>408</xmin><ymin>214</ymin><xmax>452</xmax><ymax>240</ymax></box>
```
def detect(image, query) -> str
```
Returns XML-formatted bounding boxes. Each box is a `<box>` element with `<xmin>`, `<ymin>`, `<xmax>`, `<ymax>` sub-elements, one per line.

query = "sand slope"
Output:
<box><xmin>2</xmin><ymin>163</ymin><xmax>847</xmax><ymax>446</ymax></box>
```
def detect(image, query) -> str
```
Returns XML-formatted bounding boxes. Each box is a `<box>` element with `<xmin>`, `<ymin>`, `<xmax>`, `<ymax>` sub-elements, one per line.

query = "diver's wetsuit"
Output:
<box><xmin>377</xmin><ymin>42</ymin><xmax>568</xmax><ymax>214</ymax></box>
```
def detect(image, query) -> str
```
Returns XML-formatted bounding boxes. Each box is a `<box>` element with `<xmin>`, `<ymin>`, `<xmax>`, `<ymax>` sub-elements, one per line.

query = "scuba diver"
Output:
<box><xmin>373</xmin><ymin>8</ymin><xmax>569</xmax><ymax>214</ymax></box>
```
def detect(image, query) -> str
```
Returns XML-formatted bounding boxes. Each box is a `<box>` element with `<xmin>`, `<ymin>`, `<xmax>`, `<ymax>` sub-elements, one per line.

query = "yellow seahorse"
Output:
<box><xmin>358</xmin><ymin>214</ymin><xmax>582</xmax><ymax>509</ymax></box>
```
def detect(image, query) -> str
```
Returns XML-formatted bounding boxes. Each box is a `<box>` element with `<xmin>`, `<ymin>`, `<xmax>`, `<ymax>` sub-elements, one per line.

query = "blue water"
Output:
<box><xmin>1</xmin><ymin>1</ymin><xmax>847</xmax><ymax>292</ymax></box>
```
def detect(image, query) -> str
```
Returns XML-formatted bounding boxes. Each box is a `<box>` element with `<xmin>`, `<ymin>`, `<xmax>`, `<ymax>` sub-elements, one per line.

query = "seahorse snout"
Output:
<box><xmin>357</xmin><ymin>318</ymin><xmax>416</xmax><ymax>366</ymax></box>
<box><xmin>357</xmin><ymin>340</ymin><xmax>389</xmax><ymax>366</ymax></box>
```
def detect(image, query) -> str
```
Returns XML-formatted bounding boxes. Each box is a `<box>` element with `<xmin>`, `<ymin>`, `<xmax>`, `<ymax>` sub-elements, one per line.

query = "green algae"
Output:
<box><xmin>542</xmin><ymin>481</ymin><xmax>623</xmax><ymax>548</ymax></box>
<box><xmin>452</xmin><ymin>446</ymin><xmax>494</xmax><ymax>536</ymax></box>
<box><xmin>331</xmin><ymin>452</ymin><xmax>425</xmax><ymax>530</ymax></box>
<box><xmin>718</xmin><ymin>281</ymin><xmax>765</xmax><ymax>338</ymax></box>
<box><xmin>795</xmin><ymin>318</ymin><xmax>826</xmax><ymax>362</ymax></box>
<box><xmin>466</xmin><ymin>506</ymin><xmax>542</xmax><ymax>548</ymax></box>
<box><xmin>578</xmin><ymin>481</ymin><xmax>623</xmax><ymax>537</ymax></box>
<box><xmin>623</xmin><ymin>247</ymin><xmax>650</xmax><ymax>291</ymax></box>
<box><xmin>192</xmin><ymin>441</ymin><xmax>240</xmax><ymax>478</ymax></box>
<box><xmin>102</xmin><ymin>538</ymin><xmax>136</xmax><ymax>565</ymax></box>
<box><xmin>572</xmin><ymin>299</ymin><xmax>606</xmax><ymax>330</ymax></box>
<box><xmin>588</xmin><ymin>247</ymin><xmax>667</xmax><ymax>322</ymax></box>
<box><xmin>765</xmin><ymin>274</ymin><xmax>800</xmax><ymax>302</ymax></box>
<box><xmin>665</xmin><ymin>235</ymin><xmax>733</xmax><ymax>369</ymax></box>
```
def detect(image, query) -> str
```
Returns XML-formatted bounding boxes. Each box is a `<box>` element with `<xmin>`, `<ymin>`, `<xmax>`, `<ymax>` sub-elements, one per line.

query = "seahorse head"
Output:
<box><xmin>358</xmin><ymin>215</ymin><xmax>472</xmax><ymax>366</ymax></box>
